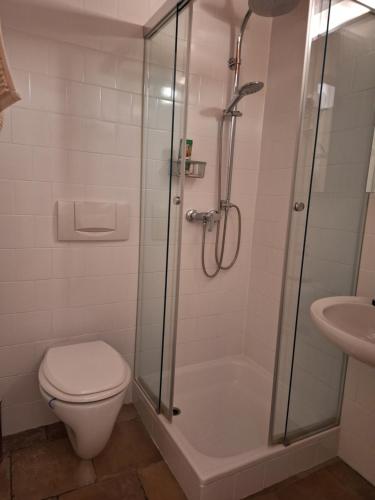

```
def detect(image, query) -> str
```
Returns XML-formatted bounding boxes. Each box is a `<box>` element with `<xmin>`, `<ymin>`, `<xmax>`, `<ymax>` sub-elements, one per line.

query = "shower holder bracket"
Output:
<box><xmin>172</xmin><ymin>159</ymin><xmax>206</xmax><ymax>178</ymax></box>
<box><xmin>228</xmin><ymin>57</ymin><xmax>238</xmax><ymax>70</ymax></box>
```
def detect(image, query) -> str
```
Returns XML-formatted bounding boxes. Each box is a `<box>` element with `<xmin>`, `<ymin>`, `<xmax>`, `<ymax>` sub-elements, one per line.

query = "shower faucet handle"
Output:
<box><xmin>206</xmin><ymin>210</ymin><xmax>221</xmax><ymax>231</ymax></box>
<box><xmin>186</xmin><ymin>209</ymin><xmax>220</xmax><ymax>232</ymax></box>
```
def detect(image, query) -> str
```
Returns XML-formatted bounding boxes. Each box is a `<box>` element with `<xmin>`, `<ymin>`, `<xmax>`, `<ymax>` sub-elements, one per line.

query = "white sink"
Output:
<box><xmin>310</xmin><ymin>296</ymin><xmax>375</xmax><ymax>367</ymax></box>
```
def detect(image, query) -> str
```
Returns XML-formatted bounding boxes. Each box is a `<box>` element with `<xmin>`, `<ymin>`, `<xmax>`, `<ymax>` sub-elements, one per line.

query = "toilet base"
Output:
<box><xmin>40</xmin><ymin>386</ymin><xmax>126</xmax><ymax>459</ymax></box>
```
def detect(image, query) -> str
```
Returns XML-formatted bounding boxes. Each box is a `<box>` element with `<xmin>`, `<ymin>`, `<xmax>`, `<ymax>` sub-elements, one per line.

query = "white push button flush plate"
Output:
<box><xmin>57</xmin><ymin>200</ymin><xmax>130</xmax><ymax>241</ymax></box>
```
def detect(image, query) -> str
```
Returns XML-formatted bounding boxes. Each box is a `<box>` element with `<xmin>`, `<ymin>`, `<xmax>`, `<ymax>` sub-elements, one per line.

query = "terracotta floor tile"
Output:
<box><xmin>60</xmin><ymin>470</ymin><xmax>146</xmax><ymax>500</ymax></box>
<box><xmin>93</xmin><ymin>419</ymin><xmax>161</xmax><ymax>480</ymax></box>
<box><xmin>276</xmin><ymin>477</ymin><xmax>361</xmax><ymax>500</ymax></box>
<box><xmin>3</xmin><ymin>426</ymin><xmax>46</xmax><ymax>453</ymax></box>
<box><xmin>276</xmin><ymin>482</ymin><xmax>307</xmax><ymax>500</ymax></box>
<box><xmin>0</xmin><ymin>456</ymin><xmax>11</xmax><ymax>500</ymax></box>
<box><xmin>117</xmin><ymin>404</ymin><xmax>138</xmax><ymax>423</ymax></box>
<box><xmin>299</xmin><ymin>469</ymin><xmax>354</xmax><ymax>500</ymax></box>
<box><xmin>248</xmin><ymin>459</ymin><xmax>375</xmax><ymax>500</ymax></box>
<box><xmin>246</xmin><ymin>492</ymin><xmax>279</xmax><ymax>500</ymax></box>
<box><xmin>326</xmin><ymin>461</ymin><xmax>375</xmax><ymax>499</ymax></box>
<box><xmin>12</xmin><ymin>438</ymin><xmax>95</xmax><ymax>500</ymax></box>
<box><xmin>45</xmin><ymin>422</ymin><xmax>67</xmax><ymax>441</ymax></box>
<box><xmin>138</xmin><ymin>461</ymin><xmax>187</xmax><ymax>500</ymax></box>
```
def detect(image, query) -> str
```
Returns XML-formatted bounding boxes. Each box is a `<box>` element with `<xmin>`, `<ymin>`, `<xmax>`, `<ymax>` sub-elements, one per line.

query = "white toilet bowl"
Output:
<box><xmin>39</xmin><ymin>341</ymin><xmax>131</xmax><ymax>459</ymax></box>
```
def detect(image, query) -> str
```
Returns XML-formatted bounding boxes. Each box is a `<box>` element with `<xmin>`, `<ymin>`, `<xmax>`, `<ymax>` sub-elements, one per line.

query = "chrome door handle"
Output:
<box><xmin>294</xmin><ymin>202</ymin><xmax>305</xmax><ymax>212</ymax></box>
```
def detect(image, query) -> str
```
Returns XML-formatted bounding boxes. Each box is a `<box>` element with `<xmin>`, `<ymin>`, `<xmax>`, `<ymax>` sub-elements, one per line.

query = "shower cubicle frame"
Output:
<box><xmin>134</xmin><ymin>0</ymin><xmax>192</xmax><ymax>421</ymax></box>
<box><xmin>133</xmin><ymin>2</ymin><xmax>350</xmax><ymax>498</ymax></box>
<box><xmin>136</xmin><ymin>0</ymin><xmax>368</xmax><ymax>450</ymax></box>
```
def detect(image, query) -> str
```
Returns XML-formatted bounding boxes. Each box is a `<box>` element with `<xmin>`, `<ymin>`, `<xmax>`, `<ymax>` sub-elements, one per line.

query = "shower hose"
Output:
<box><xmin>201</xmin><ymin>116</ymin><xmax>242</xmax><ymax>278</ymax></box>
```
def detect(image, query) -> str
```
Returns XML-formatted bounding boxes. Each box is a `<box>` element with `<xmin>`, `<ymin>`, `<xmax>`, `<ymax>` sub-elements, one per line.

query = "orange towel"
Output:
<box><xmin>0</xmin><ymin>21</ymin><xmax>21</xmax><ymax>129</ymax></box>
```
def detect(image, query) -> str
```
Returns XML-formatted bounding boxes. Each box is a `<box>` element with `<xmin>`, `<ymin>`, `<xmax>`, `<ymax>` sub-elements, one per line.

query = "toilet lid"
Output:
<box><xmin>41</xmin><ymin>341</ymin><xmax>130</xmax><ymax>398</ymax></box>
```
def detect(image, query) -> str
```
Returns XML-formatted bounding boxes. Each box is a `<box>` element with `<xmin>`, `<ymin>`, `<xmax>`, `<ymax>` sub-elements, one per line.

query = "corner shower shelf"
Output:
<box><xmin>172</xmin><ymin>159</ymin><xmax>206</xmax><ymax>178</ymax></box>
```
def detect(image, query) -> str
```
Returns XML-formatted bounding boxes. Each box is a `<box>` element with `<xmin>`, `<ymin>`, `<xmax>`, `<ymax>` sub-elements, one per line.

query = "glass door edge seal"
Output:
<box><xmin>144</xmin><ymin>0</ymin><xmax>191</xmax><ymax>39</ymax></box>
<box><xmin>268</xmin><ymin>0</ymin><xmax>331</xmax><ymax>446</ymax></box>
<box><xmin>161</xmin><ymin>2</ymin><xmax>193</xmax><ymax>421</ymax></box>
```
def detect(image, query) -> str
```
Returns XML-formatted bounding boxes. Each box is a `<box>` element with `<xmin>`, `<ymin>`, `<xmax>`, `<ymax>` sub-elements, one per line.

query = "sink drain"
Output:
<box><xmin>173</xmin><ymin>407</ymin><xmax>181</xmax><ymax>416</ymax></box>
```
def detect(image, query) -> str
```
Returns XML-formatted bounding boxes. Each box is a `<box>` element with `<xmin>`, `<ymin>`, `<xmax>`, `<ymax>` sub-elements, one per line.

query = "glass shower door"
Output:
<box><xmin>272</xmin><ymin>0</ymin><xmax>373</xmax><ymax>443</ymax></box>
<box><xmin>135</xmin><ymin>4</ymin><xmax>191</xmax><ymax>417</ymax></box>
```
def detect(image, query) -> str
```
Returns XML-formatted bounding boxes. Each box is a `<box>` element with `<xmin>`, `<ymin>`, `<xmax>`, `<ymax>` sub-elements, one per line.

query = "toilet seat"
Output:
<box><xmin>39</xmin><ymin>341</ymin><xmax>131</xmax><ymax>403</ymax></box>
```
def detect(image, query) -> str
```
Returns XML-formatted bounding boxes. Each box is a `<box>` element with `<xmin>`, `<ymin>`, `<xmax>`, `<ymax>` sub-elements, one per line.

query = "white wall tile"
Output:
<box><xmin>116</xmin><ymin>123</ymin><xmax>141</xmax><ymax>157</ymax></box>
<box><xmin>0</xmin><ymin>181</ymin><xmax>15</xmax><ymax>214</ymax></box>
<box><xmin>14</xmin><ymin>249</ymin><xmax>52</xmax><ymax>280</ymax></box>
<box><xmin>116</xmin><ymin>58</ymin><xmax>143</xmax><ymax>94</ymax></box>
<box><xmin>0</xmin><ymin>281</ymin><xmax>35</xmax><ymax>314</ymax></box>
<box><xmin>48</xmin><ymin>41</ymin><xmax>84</xmax><ymax>81</ymax></box>
<box><xmin>52</xmin><ymin>248</ymin><xmax>86</xmax><ymax>278</ymax></box>
<box><xmin>5</xmin><ymin>29</ymin><xmax>49</xmax><ymax>74</ymax></box>
<box><xmin>0</xmin><ymin>343</ymin><xmax>36</xmax><ymax>377</ymax></box>
<box><xmin>0</xmin><ymin>143</ymin><xmax>33</xmax><ymax>180</ymax></box>
<box><xmin>34</xmin><ymin>279</ymin><xmax>69</xmax><ymax>310</ymax></box>
<box><xmin>33</xmin><ymin>216</ymin><xmax>57</xmax><ymax>247</ymax></box>
<box><xmin>29</xmin><ymin>73</ymin><xmax>68</xmax><ymax>113</ymax></box>
<box><xmin>0</xmin><ymin>216</ymin><xmax>34</xmax><ymax>248</ymax></box>
<box><xmin>101</xmin><ymin>88</ymin><xmax>132</xmax><ymax>123</ymax></box>
<box><xmin>12</xmin><ymin>108</ymin><xmax>50</xmax><ymax>146</ymax></box>
<box><xmin>3</xmin><ymin>400</ymin><xmax>56</xmax><ymax>435</ymax></box>
<box><xmin>14</xmin><ymin>181</ymin><xmax>52</xmax><ymax>215</ymax></box>
<box><xmin>13</xmin><ymin>311</ymin><xmax>52</xmax><ymax>345</ymax></box>
<box><xmin>83</xmin><ymin>117</ymin><xmax>117</xmax><ymax>153</ymax></box>
<box><xmin>66</xmin><ymin>81</ymin><xmax>101</xmax><ymax>118</ymax></box>
<box><xmin>84</xmin><ymin>49</ymin><xmax>116</xmax><ymax>88</ymax></box>
<box><xmin>0</xmin><ymin>373</ymin><xmax>41</xmax><ymax>406</ymax></box>
<box><xmin>32</xmin><ymin>147</ymin><xmax>68</xmax><ymax>182</ymax></box>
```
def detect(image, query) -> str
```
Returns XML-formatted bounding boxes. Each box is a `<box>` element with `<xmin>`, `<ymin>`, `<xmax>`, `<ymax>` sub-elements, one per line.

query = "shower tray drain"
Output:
<box><xmin>173</xmin><ymin>407</ymin><xmax>181</xmax><ymax>416</ymax></box>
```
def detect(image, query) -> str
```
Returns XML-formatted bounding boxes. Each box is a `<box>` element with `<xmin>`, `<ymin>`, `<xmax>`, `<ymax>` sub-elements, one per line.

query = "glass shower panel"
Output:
<box><xmin>271</xmin><ymin>0</ymin><xmax>332</xmax><ymax>442</ymax></box>
<box><xmin>159</xmin><ymin>5</ymin><xmax>191</xmax><ymax>414</ymax></box>
<box><xmin>135</xmin><ymin>5</ymin><xmax>190</xmax><ymax>415</ymax></box>
<box><xmin>272</xmin><ymin>0</ymin><xmax>374</xmax><ymax>443</ymax></box>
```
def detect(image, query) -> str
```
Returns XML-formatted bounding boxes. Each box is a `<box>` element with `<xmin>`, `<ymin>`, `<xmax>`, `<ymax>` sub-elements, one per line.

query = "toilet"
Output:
<box><xmin>39</xmin><ymin>340</ymin><xmax>131</xmax><ymax>459</ymax></box>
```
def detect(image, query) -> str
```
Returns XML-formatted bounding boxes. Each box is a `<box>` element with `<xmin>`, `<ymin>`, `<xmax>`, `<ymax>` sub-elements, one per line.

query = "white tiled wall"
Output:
<box><xmin>176</xmin><ymin>0</ymin><xmax>272</xmax><ymax>367</ymax></box>
<box><xmin>0</xmin><ymin>3</ymin><xmax>151</xmax><ymax>434</ymax></box>
<box><xmin>1</xmin><ymin>0</ymin><xmax>163</xmax><ymax>27</ymax></box>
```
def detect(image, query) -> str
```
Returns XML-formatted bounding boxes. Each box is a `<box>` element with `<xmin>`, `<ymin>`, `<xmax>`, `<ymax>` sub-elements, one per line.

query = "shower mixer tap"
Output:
<box><xmin>186</xmin><ymin>209</ymin><xmax>221</xmax><ymax>232</ymax></box>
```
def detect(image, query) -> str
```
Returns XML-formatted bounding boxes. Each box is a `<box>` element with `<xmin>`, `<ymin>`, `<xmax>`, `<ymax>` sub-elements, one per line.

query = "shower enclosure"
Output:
<box><xmin>135</xmin><ymin>0</ymin><xmax>374</xmax><ymax>498</ymax></box>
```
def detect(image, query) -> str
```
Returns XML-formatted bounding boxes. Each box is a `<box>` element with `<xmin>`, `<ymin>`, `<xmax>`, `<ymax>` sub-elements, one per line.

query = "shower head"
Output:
<box><xmin>224</xmin><ymin>81</ymin><xmax>264</xmax><ymax>114</ymax></box>
<box><xmin>248</xmin><ymin>0</ymin><xmax>300</xmax><ymax>17</ymax></box>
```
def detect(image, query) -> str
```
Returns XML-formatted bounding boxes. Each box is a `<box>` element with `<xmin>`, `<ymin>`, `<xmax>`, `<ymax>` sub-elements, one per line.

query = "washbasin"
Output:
<box><xmin>310</xmin><ymin>296</ymin><xmax>375</xmax><ymax>367</ymax></box>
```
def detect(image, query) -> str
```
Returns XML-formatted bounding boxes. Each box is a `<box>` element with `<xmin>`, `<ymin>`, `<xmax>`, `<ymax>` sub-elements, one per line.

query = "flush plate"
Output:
<box><xmin>57</xmin><ymin>200</ymin><xmax>130</xmax><ymax>241</ymax></box>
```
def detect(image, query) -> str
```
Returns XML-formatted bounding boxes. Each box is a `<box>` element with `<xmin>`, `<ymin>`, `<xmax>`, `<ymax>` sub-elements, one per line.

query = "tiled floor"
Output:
<box><xmin>247</xmin><ymin>459</ymin><xmax>375</xmax><ymax>500</ymax></box>
<box><xmin>1</xmin><ymin>406</ymin><xmax>375</xmax><ymax>500</ymax></box>
<box><xmin>1</xmin><ymin>404</ymin><xmax>186</xmax><ymax>500</ymax></box>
